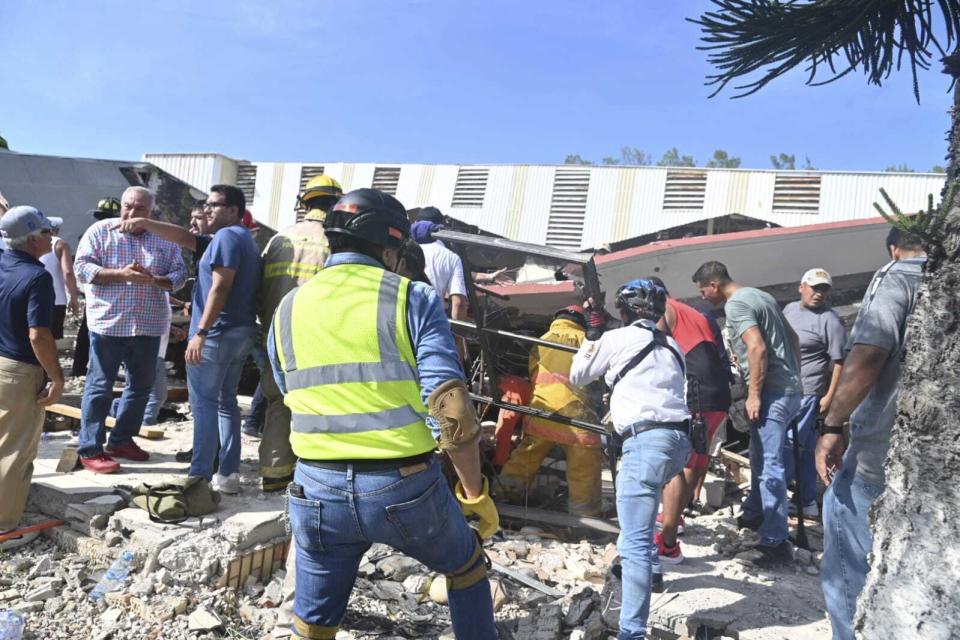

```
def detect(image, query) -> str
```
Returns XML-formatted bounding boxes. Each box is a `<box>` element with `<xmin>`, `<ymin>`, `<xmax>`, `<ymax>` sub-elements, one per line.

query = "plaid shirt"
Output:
<box><xmin>75</xmin><ymin>219</ymin><xmax>187</xmax><ymax>337</ymax></box>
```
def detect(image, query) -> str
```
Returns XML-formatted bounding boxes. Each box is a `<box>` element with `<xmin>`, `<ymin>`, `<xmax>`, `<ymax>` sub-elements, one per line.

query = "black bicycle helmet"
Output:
<box><xmin>324</xmin><ymin>188</ymin><xmax>410</xmax><ymax>249</ymax></box>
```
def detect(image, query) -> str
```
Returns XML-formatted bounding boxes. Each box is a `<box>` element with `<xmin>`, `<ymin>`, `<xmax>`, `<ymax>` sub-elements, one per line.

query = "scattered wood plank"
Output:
<box><xmin>496</xmin><ymin>502</ymin><xmax>620</xmax><ymax>535</ymax></box>
<box><xmin>45</xmin><ymin>403</ymin><xmax>164</xmax><ymax>439</ymax></box>
<box><xmin>720</xmin><ymin>448</ymin><xmax>750</xmax><ymax>484</ymax></box>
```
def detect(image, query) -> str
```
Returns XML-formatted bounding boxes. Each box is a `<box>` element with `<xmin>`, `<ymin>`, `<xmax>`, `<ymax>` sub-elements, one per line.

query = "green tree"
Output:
<box><xmin>932</xmin><ymin>165</ymin><xmax>947</xmax><ymax>173</ymax></box>
<box><xmin>657</xmin><ymin>147</ymin><xmax>696</xmax><ymax>167</ymax></box>
<box><xmin>803</xmin><ymin>156</ymin><xmax>817</xmax><ymax>170</ymax></box>
<box><xmin>885</xmin><ymin>163</ymin><xmax>916</xmax><ymax>172</ymax></box>
<box><xmin>706</xmin><ymin>149</ymin><xmax>741</xmax><ymax>168</ymax></box>
<box><xmin>692</xmin><ymin>2</ymin><xmax>960</xmax><ymax>637</ymax></box>
<box><xmin>769</xmin><ymin>152</ymin><xmax>796</xmax><ymax>170</ymax></box>
<box><xmin>563</xmin><ymin>154</ymin><xmax>593</xmax><ymax>165</ymax></box>
<box><xmin>0</xmin><ymin>134</ymin><xmax>7</xmax><ymax>150</ymax></box>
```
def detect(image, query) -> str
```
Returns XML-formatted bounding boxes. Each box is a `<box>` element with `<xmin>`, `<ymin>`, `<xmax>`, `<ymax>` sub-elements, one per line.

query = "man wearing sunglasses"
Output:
<box><xmin>0</xmin><ymin>206</ymin><xmax>65</xmax><ymax>549</ymax></box>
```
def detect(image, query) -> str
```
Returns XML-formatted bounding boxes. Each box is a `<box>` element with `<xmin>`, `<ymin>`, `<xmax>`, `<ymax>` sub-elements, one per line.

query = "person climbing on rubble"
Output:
<box><xmin>693</xmin><ymin>260</ymin><xmax>801</xmax><ymax>566</ymax></box>
<box><xmin>256</xmin><ymin>174</ymin><xmax>342</xmax><ymax>492</ymax></box>
<box><xmin>499</xmin><ymin>305</ymin><xmax>604</xmax><ymax>516</ymax></box>
<box><xmin>74</xmin><ymin>187</ymin><xmax>187</xmax><ymax>474</ymax></box>
<box><xmin>647</xmin><ymin>276</ymin><xmax>732</xmax><ymax>566</ymax></box>
<box><xmin>269</xmin><ymin>188</ymin><xmax>498</xmax><ymax>640</ymax></box>
<box><xmin>569</xmin><ymin>279</ymin><xmax>691</xmax><ymax>640</ymax></box>
<box><xmin>783</xmin><ymin>268</ymin><xmax>846</xmax><ymax>519</ymax></box>
<box><xmin>116</xmin><ymin>185</ymin><xmax>261</xmax><ymax>493</ymax></box>
<box><xmin>816</xmin><ymin>228</ymin><xmax>926</xmax><ymax>640</ymax></box>
<box><xmin>0</xmin><ymin>206</ymin><xmax>65</xmax><ymax>550</ymax></box>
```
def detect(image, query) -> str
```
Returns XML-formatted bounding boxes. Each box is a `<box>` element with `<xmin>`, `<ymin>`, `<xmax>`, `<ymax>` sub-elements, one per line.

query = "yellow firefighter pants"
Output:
<box><xmin>0</xmin><ymin>357</ymin><xmax>46</xmax><ymax>533</ymax></box>
<box><xmin>500</xmin><ymin>434</ymin><xmax>602</xmax><ymax>517</ymax></box>
<box><xmin>258</xmin><ymin>369</ymin><xmax>296</xmax><ymax>492</ymax></box>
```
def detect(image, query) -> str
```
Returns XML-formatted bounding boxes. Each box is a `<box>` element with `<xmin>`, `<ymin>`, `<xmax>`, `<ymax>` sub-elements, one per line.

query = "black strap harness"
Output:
<box><xmin>609</xmin><ymin>323</ymin><xmax>685</xmax><ymax>392</ymax></box>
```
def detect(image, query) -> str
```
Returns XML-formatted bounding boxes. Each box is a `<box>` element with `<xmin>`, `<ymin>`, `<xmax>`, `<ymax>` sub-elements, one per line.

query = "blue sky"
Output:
<box><xmin>1</xmin><ymin>0</ymin><xmax>953</xmax><ymax>171</ymax></box>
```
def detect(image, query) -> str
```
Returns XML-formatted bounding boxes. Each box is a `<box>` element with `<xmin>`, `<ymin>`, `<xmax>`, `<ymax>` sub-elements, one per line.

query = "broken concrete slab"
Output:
<box><xmin>221</xmin><ymin>509</ymin><xmax>286</xmax><ymax>551</ymax></box>
<box><xmin>27</xmin><ymin>477</ymin><xmax>118</xmax><ymax>520</ymax></box>
<box><xmin>188</xmin><ymin>606</ymin><xmax>224</xmax><ymax>632</ymax></box>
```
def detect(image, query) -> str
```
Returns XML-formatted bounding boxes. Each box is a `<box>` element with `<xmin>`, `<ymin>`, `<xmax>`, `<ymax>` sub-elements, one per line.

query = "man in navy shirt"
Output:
<box><xmin>121</xmin><ymin>186</ymin><xmax>261</xmax><ymax>493</ymax></box>
<box><xmin>0</xmin><ymin>206</ymin><xmax>65</xmax><ymax>548</ymax></box>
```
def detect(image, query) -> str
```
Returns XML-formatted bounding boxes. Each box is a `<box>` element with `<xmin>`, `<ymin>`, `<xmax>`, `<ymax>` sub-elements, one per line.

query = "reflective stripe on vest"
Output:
<box><xmin>273</xmin><ymin>263</ymin><xmax>434</xmax><ymax>460</ymax></box>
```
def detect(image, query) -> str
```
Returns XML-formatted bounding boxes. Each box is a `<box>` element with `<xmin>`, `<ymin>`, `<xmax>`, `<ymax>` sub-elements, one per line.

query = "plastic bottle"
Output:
<box><xmin>0</xmin><ymin>609</ymin><xmax>25</xmax><ymax>640</ymax></box>
<box><xmin>88</xmin><ymin>550</ymin><xmax>135</xmax><ymax>601</ymax></box>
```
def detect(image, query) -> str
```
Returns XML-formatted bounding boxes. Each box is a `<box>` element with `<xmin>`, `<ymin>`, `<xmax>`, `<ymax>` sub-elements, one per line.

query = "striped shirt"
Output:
<box><xmin>75</xmin><ymin>219</ymin><xmax>187</xmax><ymax>337</ymax></box>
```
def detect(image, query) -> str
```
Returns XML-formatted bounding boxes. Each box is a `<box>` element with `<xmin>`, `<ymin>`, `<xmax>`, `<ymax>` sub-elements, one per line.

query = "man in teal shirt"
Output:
<box><xmin>693</xmin><ymin>261</ymin><xmax>801</xmax><ymax>565</ymax></box>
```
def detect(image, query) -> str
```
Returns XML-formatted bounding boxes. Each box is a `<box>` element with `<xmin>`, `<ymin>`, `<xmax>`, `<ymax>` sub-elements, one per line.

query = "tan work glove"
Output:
<box><xmin>454</xmin><ymin>477</ymin><xmax>500</xmax><ymax>540</ymax></box>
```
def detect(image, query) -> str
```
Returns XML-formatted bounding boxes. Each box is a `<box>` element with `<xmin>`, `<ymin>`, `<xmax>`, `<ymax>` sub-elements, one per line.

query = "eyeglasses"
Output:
<box><xmin>39</xmin><ymin>229</ymin><xmax>53</xmax><ymax>235</ymax></box>
<box><xmin>202</xmin><ymin>202</ymin><xmax>228</xmax><ymax>210</ymax></box>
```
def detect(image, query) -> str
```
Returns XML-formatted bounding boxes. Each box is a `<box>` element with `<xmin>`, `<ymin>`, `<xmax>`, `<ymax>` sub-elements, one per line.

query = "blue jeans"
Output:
<box><xmin>783</xmin><ymin>394</ymin><xmax>819</xmax><ymax>508</ymax></box>
<box><xmin>616</xmin><ymin>428</ymin><xmax>691</xmax><ymax>639</ymax></box>
<box><xmin>288</xmin><ymin>459</ymin><xmax>496</xmax><ymax>639</ymax></box>
<box><xmin>821</xmin><ymin>463</ymin><xmax>883</xmax><ymax>640</ymax></box>
<box><xmin>741</xmin><ymin>389</ymin><xmax>800</xmax><ymax>546</ymax></box>
<box><xmin>187</xmin><ymin>325</ymin><xmax>255</xmax><ymax>479</ymax></box>
<box><xmin>79</xmin><ymin>333</ymin><xmax>161</xmax><ymax>457</ymax></box>
<box><xmin>110</xmin><ymin>358</ymin><xmax>167</xmax><ymax>426</ymax></box>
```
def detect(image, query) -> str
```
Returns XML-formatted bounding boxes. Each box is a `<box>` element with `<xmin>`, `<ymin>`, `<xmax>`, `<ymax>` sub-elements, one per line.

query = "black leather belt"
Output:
<box><xmin>621</xmin><ymin>419</ymin><xmax>690</xmax><ymax>440</ymax></box>
<box><xmin>300</xmin><ymin>451</ymin><xmax>435</xmax><ymax>472</ymax></box>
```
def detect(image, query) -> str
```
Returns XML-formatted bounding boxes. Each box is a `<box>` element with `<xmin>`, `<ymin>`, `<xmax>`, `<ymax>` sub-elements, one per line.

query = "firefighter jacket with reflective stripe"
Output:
<box><xmin>525</xmin><ymin>318</ymin><xmax>602</xmax><ymax>447</ymax></box>
<box><xmin>258</xmin><ymin>221</ymin><xmax>330</xmax><ymax>341</ymax></box>
<box><xmin>272</xmin><ymin>262</ymin><xmax>436</xmax><ymax>460</ymax></box>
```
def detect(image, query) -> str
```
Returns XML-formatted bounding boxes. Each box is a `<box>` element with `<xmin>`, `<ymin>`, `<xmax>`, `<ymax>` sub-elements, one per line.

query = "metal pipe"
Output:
<box><xmin>449</xmin><ymin>319</ymin><xmax>579</xmax><ymax>353</ymax></box>
<box><xmin>469</xmin><ymin>392</ymin><xmax>609</xmax><ymax>436</ymax></box>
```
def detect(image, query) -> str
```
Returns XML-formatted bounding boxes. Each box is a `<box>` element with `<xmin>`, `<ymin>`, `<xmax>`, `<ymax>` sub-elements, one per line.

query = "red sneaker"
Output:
<box><xmin>80</xmin><ymin>453</ymin><xmax>120</xmax><ymax>474</ymax></box>
<box><xmin>655</xmin><ymin>512</ymin><xmax>685</xmax><ymax>535</ymax></box>
<box><xmin>105</xmin><ymin>441</ymin><xmax>150</xmax><ymax>462</ymax></box>
<box><xmin>655</xmin><ymin>532</ymin><xmax>684</xmax><ymax>565</ymax></box>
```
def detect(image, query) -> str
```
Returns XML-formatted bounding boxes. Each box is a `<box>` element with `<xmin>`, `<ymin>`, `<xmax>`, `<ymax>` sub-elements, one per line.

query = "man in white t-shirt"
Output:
<box><xmin>411</xmin><ymin>207</ymin><xmax>468</xmax><ymax>322</ymax></box>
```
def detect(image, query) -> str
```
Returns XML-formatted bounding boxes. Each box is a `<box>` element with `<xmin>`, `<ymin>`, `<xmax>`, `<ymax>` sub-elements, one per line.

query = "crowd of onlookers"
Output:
<box><xmin>0</xmin><ymin>181</ymin><xmax>927</xmax><ymax>640</ymax></box>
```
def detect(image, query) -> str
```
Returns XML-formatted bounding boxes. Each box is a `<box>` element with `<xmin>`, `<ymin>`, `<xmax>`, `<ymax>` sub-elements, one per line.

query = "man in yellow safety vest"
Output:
<box><xmin>258</xmin><ymin>175</ymin><xmax>343</xmax><ymax>492</ymax></box>
<box><xmin>268</xmin><ymin>188</ymin><xmax>499</xmax><ymax>639</ymax></box>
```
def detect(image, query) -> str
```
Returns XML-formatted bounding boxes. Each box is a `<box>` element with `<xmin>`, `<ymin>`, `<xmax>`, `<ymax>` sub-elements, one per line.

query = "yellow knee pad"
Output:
<box><xmin>445</xmin><ymin>540</ymin><xmax>490</xmax><ymax>591</ymax></box>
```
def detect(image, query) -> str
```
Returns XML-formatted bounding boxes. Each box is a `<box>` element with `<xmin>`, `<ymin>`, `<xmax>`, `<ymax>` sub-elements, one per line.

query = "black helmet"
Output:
<box><xmin>324</xmin><ymin>188</ymin><xmax>410</xmax><ymax>249</ymax></box>
<box><xmin>90</xmin><ymin>197</ymin><xmax>121</xmax><ymax>220</ymax></box>
<box><xmin>615</xmin><ymin>278</ymin><xmax>667</xmax><ymax>322</ymax></box>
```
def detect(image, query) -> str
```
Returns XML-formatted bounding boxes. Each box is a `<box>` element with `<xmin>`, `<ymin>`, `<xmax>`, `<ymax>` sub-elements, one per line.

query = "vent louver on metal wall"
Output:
<box><xmin>662</xmin><ymin>170</ymin><xmax>707</xmax><ymax>211</ymax></box>
<box><xmin>235</xmin><ymin>163</ymin><xmax>257</xmax><ymax>207</ymax></box>
<box><xmin>772</xmin><ymin>174</ymin><xmax>821</xmax><ymax>214</ymax></box>
<box><xmin>371</xmin><ymin>167</ymin><xmax>401</xmax><ymax>195</ymax></box>
<box><xmin>545</xmin><ymin>168</ymin><xmax>591</xmax><ymax>250</ymax></box>
<box><xmin>451</xmin><ymin>167</ymin><xmax>489</xmax><ymax>208</ymax></box>
<box><xmin>299</xmin><ymin>165</ymin><xmax>325</xmax><ymax>192</ymax></box>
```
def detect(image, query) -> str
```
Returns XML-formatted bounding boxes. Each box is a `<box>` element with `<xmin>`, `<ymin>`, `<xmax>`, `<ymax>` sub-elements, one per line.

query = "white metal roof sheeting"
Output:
<box><xmin>144</xmin><ymin>154</ymin><xmax>947</xmax><ymax>247</ymax></box>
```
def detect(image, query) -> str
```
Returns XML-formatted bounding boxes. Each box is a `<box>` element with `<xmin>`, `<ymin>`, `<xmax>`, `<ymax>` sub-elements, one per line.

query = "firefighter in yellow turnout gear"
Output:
<box><xmin>257</xmin><ymin>175</ymin><xmax>342</xmax><ymax>492</ymax></box>
<box><xmin>268</xmin><ymin>188</ymin><xmax>498</xmax><ymax>639</ymax></box>
<box><xmin>500</xmin><ymin>305</ymin><xmax>604</xmax><ymax>516</ymax></box>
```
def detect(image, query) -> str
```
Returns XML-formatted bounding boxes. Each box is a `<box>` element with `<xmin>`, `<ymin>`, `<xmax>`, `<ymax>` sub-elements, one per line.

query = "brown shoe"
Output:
<box><xmin>80</xmin><ymin>453</ymin><xmax>120</xmax><ymax>474</ymax></box>
<box><xmin>105</xmin><ymin>441</ymin><xmax>150</xmax><ymax>462</ymax></box>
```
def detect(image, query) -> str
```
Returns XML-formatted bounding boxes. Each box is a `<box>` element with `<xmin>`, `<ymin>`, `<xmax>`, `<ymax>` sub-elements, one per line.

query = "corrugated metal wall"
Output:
<box><xmin>146</xmin><ymin>153</ymin><xmax>947</xmax><ymax>246</ymax></box>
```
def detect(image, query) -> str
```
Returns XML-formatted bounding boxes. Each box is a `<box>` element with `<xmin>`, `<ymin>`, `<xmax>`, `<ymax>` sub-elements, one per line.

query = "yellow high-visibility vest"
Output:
<box><xmin>272</xmin><ymin>262</ymin><xmax>435</xmax><ymax>460</ymax></box>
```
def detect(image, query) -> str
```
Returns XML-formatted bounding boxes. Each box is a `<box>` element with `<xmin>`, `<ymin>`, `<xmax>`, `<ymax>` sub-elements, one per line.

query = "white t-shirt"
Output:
<box><xmin>40</xmin><ymin>236</ymin><xmax>68</xmax><ymax>305</ymax></box>
<box><xmin>570</xmin><ymin>320</ymin><xmax>690</xmax><ymax>432</ymax></box>
<box><xmin>420</xmin><ymin>240</ymin><xmax>467</xmax><ymax>301</ymax></box>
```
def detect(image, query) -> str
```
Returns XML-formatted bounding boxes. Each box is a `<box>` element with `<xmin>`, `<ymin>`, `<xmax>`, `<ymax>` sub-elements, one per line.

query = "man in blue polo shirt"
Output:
<box><xmin>0</xmin><ymin>206</ymin><xmax>65</xmax><ymax>549</ymax></box>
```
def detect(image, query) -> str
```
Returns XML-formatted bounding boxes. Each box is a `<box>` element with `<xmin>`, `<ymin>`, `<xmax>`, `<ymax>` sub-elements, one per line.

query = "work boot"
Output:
<box><xmin>105</xmin><ymin>441</ymin><xmax>150</xmax><ymax>462</ymax></box>
<box><xmin>752</xmin><ymin>540</ymin><xmax>794</xmax><ymax>567</ymax></box>
<box><xmin>80</xmin><ymin>453</ymin><xmax>120</xmax><ymax>474</ymax></box>
<box><xmin>736</xmin><ymin>513</ymin><xmax>763</xmax><ymax>531</ymax></box>
<box><xmin>212</xmin><ymin>473</ymin><xmax>241</xmax><ymax>495</ymax></box>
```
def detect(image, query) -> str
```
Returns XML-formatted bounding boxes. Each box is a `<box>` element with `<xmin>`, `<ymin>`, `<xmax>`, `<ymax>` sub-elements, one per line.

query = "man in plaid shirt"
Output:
<box><xmin>74</xmin><ymin>186</ymin><xmax>186</xmax><ymax>474</ymax></box>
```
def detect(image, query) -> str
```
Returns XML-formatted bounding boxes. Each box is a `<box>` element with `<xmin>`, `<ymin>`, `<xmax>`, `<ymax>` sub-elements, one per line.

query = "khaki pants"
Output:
<box><xmin>500</xmin><ymin>434</ymin><xmax>603</xmax><ymax>516</ymax></box>
<box><xmin>0</xmin><ymin>356</ymin><xmax>46</xmax><ymax>532</ymax></box>
<box><xmin>258</xmin><ymin>370</ymin><xmax>296</xmax><ymax>491</ymax></box>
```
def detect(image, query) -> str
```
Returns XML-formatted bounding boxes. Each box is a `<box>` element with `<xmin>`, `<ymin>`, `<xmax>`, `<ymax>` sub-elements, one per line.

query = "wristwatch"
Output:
<box><xmin>817</xmin><ymin>417</ymin><xmax>844</xmax><ymax>436</ymax></box>
<box><xmin>196</xmin><ymin>328</ymin><xmax>210</xmax><ymax>338</ymax></box>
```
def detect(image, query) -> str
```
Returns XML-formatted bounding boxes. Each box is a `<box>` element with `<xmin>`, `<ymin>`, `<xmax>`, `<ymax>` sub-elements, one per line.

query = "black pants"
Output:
<box><xmin>72</xmin><ymin>311</ymin><xmax>90</xmax><ymax>377</ymax></box>
<box><xmin>51</xmin><ymin>305</ymin><xmax>66</xmax><ymax>340</ymax></box>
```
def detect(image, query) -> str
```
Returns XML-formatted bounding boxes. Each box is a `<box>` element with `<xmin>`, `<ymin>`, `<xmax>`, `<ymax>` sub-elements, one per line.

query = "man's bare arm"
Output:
<box><xmin>116</xmin><ymin>218</ymin><xmax>198</xmax><ymax>252</ymax></box>
<box><xmin>824</xmin><ymin>344</ymin><xmax>888</xmax><ymax>427</ymax></box>
<box><xmin>741</xmin><ymin>326</ymin><xmax>768</xmax><ymax>397</ymax></box>
<box><xmin>195</xmin><ymin>266</ymin><xmax>236</xmax><ymax>331</ymax></box>
<box><xmin>820</xmin><ymin>361</ymin><xmax>844</xmax><ymax>414</ymax></box>
<box><xmin>56</xmin><ymin>241</ymin><xmax>80</xmax><ymax>312</ymax></box>
<box><xmin>29</xmin><ymin>327</ymin><xmax>64</xmax><ymax>406</ymax></box>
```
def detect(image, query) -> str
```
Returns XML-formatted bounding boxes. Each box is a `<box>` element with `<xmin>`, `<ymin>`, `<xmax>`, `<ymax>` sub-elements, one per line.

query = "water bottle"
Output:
<box><xmin>89</xmin><ymin>550</ymin><xmax>135</xmax><ymax>601</ymax></box>
<box><xmin>0</xmin><ymin>609</ymin><xmax>25</xmax><ymax>640</ymax></box>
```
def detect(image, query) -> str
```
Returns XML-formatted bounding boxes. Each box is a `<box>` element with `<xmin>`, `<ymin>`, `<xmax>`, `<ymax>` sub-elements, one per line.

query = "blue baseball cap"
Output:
<box><xmin>0</xmin><ymin>206</ymin><xmax>61</xmax><ymax>240</ymax></box>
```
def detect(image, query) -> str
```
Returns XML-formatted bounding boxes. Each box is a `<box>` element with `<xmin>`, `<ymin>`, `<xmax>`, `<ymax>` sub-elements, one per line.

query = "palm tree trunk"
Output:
<box><xmin>855</xmin><ymin>78</ymin><xmax>960</xmax><ymax>639</ymax></box>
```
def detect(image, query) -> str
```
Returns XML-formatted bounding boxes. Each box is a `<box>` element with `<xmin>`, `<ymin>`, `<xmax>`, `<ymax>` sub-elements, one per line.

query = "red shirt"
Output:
<box><xmin>666</xmin><ymin>298</ymin><xmax>732</xmax><ymax>411</ymax></box>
